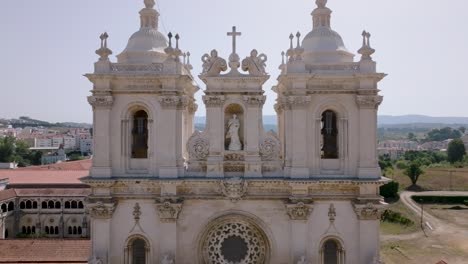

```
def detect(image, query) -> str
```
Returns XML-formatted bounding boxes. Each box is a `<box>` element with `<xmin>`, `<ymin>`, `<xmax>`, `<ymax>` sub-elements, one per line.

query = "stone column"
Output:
<box><xmin>283</xmin><ymin>95</ymin><xmax>311</xmax><ymax>178</ymax></box>
<box><xmin>243</xmin><ymin>95</ymin><xmax>265</xmax><ymax>177</ymax></box>
<box><xmin>156</xmin><ymin>200</ymin><xmax>182</xmax><ymax>262</ymax></box>
<box><xmin>285</xmin><ymin>200</ymin><xmax>313</xmax><ymax>263</ymax></box>
<box><xmin>356</xmin><ymin>95</ymin><xmax>383</xmax><ymax>179</ymax></box>
<box><xmin>88</xmin><ymin>94</ymin><xmax>114</xmax><ymax>177</ymax></box>
<box><xmin>203</xmin><ymin>95</ymin><xmax>226</xmax><ymax>177</ymax></box>
<box><xmin>87</xmin><ymin>202</ymin><xmax>116</xmax><ymax>264</ymax></box>
<box><xmin>353</xmin><ymin>202</ymin><xmax>385</xmax><ymax>264</ymax></box>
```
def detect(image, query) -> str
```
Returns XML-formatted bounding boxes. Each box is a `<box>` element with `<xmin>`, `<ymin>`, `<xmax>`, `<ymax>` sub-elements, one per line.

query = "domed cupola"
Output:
<box><xmin>117</xmin><ymin>0</ymin><xmax>168</xmax><ymax>64</ymax></box>
<box><xmin>302</xmin><ymin>0</ymin><xmax>354</xmax><ymax>64</ymax></box>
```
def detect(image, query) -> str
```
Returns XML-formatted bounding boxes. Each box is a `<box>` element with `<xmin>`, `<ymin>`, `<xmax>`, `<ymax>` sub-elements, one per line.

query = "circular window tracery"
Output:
<box><xmin>202</xmin><ymin>217</ymin><xmax>268</xmax><ymax>264</ymax></box>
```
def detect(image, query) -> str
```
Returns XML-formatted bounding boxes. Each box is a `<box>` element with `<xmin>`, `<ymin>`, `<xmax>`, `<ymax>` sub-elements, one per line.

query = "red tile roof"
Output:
<box><xmin>0</xmin><ymin>239</ymin><xmax>90</xmax><ymax>263</ymax></box>
<box><xmin>14</xmin><ymin>188</ymin><xmax>91</xmax><ymax>197</ymax></box>
<box><xmin>0</xmin><ymin>189</ymin><xmax>16</xmax><ymax>201</ymax></box>
<box><xmin>0</xmin><ymin>170</ymin><xmax>89</xmax><ymax>185</ymax></box>
<box><xmin>17</xmin><ymin>159</ymin><xmax>92</xmax><ymax>171</ymax></box>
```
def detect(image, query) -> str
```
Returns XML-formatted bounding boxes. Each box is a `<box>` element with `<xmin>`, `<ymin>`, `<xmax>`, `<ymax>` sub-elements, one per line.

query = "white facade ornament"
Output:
<box><xmin>297</xmin><ymin>256</ymin><xmax>310</xmax><ymax>264</ymax></box>
<box><xmin>87</xmin><ymin>202</ymin><xmax>116</xmax><ymax>219</ymax></box>
<box><xmin>242</xmin><ymin>49</ymin><xmax>268</xmax><ymax>76</ymax></box>
<box><xmin>260</xmin><ymin>131</ymin><xmax>281</xmax><ymax>161</ymax></box>
<box><xmin>133</xmin><ymin>203</ymin><xmax>141</xmax><ymax>223</ymax></box>
<box><xmin>353</xmin><ymin>203</ymin><xmax>385</xmax><ymax>220</ymax></box>
<box><xmin>156</xmin><ymin>201</ymin><xmax>182</xmax><ymax>223</ymax></box>
<box><xmin>226</xmin><ymin>114</ymin><xmax>242</xmax><ymax>151</ymax></box>
<box><xmin>280</xmin><ymin>95</ymin><xmax>312</xmax><ymax>109</ymax></box>
<box><xmin>356</xmin><ymin>95</ymin><xmax>383</xmax><ymax>108</ymax></box>
<box><xmin>286</xmin><ymin>202</ymin><xmax>312</xmax><ymax>220</ymax></box>
<box><xmin>87</xmin><ymin>95</ymin><xmax>113</xmax><ymax>109</ymax></box>
<box><xmin>328</xmin><ymin>204</ymin><xmax>336</xmax><ymax>223</ymax></box>
<box><xmin>243</xmin><ymin>95</ymin><xmax>266</xmax><ymax>106</ymax></box>
<box><xmin>201</xmin><ymin>49</ymin><xmax>227</xmax><ymax>76</ymax></box>
<box><xmin>202</xmin><ymin>95</ymin><xmax>226</xmax><ymax>107</ymax></box>
<box><xmin>158</xmin><ymin>95</ymin><xmax>189</xmax><ymax>109</ymax></box>
<box><xmin>187</xmin><ymin>131</ymin><xmax>210</xmax><ymax>160</ymax></box>
<box><xmin>220</xmin><ymin>177</ymin><xmax>248</xmax><ymax>202</ymax></box>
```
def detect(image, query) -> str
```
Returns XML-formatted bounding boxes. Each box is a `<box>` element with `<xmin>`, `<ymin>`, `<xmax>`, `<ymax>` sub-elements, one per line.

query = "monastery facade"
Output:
<box><xmin>83</xmin><ymin>0</ymin><xmax>388</xmax><ymax>263</ymax></box>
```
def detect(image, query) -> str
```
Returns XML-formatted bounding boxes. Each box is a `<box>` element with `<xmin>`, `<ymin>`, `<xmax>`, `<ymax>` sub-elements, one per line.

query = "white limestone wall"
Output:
<box><xmin>104</xmin><ymin>199</ymin><xmax>379</xmax><ymax>264</ymax></box>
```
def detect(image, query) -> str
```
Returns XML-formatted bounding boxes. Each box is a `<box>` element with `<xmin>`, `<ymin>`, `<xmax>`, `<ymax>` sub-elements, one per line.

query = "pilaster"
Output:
<box><xmin>285</xmin><ymin>200</ymin><xmax>313</xmax><ymax>263</ymax></box>
<box><xmin>156</xmin><ymin>200</ymin><xmax>182</xmax><ymax>261</ymax></box>
<box><xmin>87</xmin><ymin>202</ymin><xmax>116</xmax><ymax>264</ymax></box>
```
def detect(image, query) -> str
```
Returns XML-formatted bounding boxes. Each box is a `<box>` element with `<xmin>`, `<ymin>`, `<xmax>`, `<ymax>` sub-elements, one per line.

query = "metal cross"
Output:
<box><xmin>227</xmin><ymin>26</ymin><xmax>241</xmax><ymax>54</ymax></box>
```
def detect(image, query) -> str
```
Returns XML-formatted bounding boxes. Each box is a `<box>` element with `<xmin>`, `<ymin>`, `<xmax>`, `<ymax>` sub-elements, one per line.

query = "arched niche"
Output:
<box><xmin>124</xmin><ymin>234</ymin><xmax>152</xmax><ymax>264</ymax></box>
<box><xmin>224</xmin><ymin>104</ymin><xmax>244</xmax><ymax>151</ymax></box>
<box><xmin>131</xmin><ymin>110</ymin><xmax>149</xmax><ymax>159</ymax></box>
<box><xmin>321</xmin><ymin>110</ymin><xmax>338</xmax><ymax>159</ymax></box>
<box><xmin>319</xmin><ymin>236</ymin><xmax>346</xmax><ymax>264</ymax></box>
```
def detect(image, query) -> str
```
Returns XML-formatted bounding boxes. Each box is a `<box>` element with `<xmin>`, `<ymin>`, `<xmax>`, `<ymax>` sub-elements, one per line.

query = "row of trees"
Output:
<box><xmin>408</xmin><ymin>126</ymin><xmax>466</xmax><ymax>142</ymax></box>
<box><xmin>0</xmin><ymin>137</ymin><xmax>42</xmax><ymax>167</ymax></box>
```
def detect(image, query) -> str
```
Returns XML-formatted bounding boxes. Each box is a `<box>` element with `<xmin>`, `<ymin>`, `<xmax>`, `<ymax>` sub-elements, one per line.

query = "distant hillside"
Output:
<box><xmin>1</xmin><ymin>117</ymin><xmax>92</xmax><ymax>128</ymax></box>
<box><xmin>378</xmin><ymin>115</ymin><xmax>468</xmax><ymax>126</ymax></box>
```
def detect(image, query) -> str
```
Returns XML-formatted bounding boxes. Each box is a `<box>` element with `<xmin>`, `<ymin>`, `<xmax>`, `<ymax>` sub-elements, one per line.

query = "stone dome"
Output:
<box><xmin>117</xmin><ymin>28</ymin><xmax>168</xmax><ymax>64</ymax></box>
<box><xmin>301</xmin><ymin>26</ymin><xmax>354</xmax><ymax>64</ymax></box>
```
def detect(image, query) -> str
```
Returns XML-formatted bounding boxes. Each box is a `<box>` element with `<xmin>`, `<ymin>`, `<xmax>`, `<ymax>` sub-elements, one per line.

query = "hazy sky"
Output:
<box><xmin>1</xmin><ymin>0</ymin><xmax>467</xmax><ymax>123</ymax></box>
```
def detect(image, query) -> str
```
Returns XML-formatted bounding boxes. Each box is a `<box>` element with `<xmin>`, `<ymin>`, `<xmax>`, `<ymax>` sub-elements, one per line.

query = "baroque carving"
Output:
<box><xmin>224</xmin><ymin>152</ymin><xmax>244</xmax><ymax>161</ymax></box>
<box><xmin>87</xmin><ymin>95</ymin><xmax>113</xmax><ymax>109</ymax></box>
<box><xmin>158</xmin><ymin>95</ymin><xmax>189</xmax><ymax>109</ymax></box>
<box><xmin>353</xmin><ymin>203</ymin><xmax>384</xmax><ymax>220</ymax></box>
<box><xmin>133</xmin><ymin>203</ymin><xmax>141</xmax><ymax>222</ymax></box>
<box><xmin>305</xmin><ymin>63</ymin><xmax>360</xmax><ymax>72</ymax></box>
<box><xmin>356</xmin><ymin>95</ymin><xmax>383</xmax><ymax>108</ymax></box>
<box><xmin>187</xmin><ymin>131</ymin><xmax>210</xmax><ymax>161</ymax></box>
<box><xmin>220</xmin><ymin>177</ymin><xmax>248</xmax><ymax>202</ymax></box>
<box><xmin>241</xmin><ymin>49</ymin><xmax>268</xmax><ymax>76</ymax></box>
<box><xmin>279</xmin><ymin>95</ymin><xmax>311</xmax><ymax>109</ymax></box>
<box><xmin>156</xmin><ymin>201</ymin><xmax>182</xmax><ymax>223</ymax></box>
<box><xmin>202</xmin><ymin>217</ymin><xmax>268</xmax><ymax>264</ymax></box>
<box><xmin>110</xmin><ymin>63</ymin><xmax>163</xmax><ymax>72</ymax></box>
<box><xmin>201</xmin><ymin>49</ymin><xmax>228</xmax><ymax>76</ymax></box>
<box><xmin>203</xmin><ymin>95</ymin><xmax>226</xmax><ymax>107</ymax></box>
<box><xmin>260</xmin><ymin>131</ymin><xmax>281</xmax><ymax>161</ymax></box>
<box><xmin>243</xmin><ymin>95</ymin><xmax>266</xmax><ymax>106</ymax></box>
<box><xmin>328</xmin><ymin>204</ymin><xmax>336</xmax><ymax>223</ymax></box>
<box><xmin>87</xmin><ymin>202</ymin><xmax>116</xmax><ymax>219</ymax></box>
<box><xmin>286</xmin><ymin>202</ymin><xmax>312</xmax><ymax>220</ymax></box>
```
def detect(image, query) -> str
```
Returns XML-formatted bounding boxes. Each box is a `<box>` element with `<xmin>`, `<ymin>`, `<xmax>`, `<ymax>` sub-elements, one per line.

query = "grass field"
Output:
<box><xmin>386</xmin><ymin>168</ymin><xmax>468</xmax><ymax>191</ymax></box>
<box><xmin>380</xmin><ymin>201</ymin><xmax>420</xmax><ymax>236</ymax></box>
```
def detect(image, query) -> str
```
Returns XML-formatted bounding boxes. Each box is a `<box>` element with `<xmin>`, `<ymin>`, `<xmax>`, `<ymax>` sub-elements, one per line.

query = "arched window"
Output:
<box><xmin>33</xmin><ymin>201</ymin><xmax>38</xmax><ymax>209</ymax></box>
<box><xmin>65</xmin><ymin>201</ymin><xmax>71</xmax><ymax>208</ymax></box>
<box><xmin>27</xmin><ymin>226</ymin><xmax>31</xmax><ymax>234</ymax></box>
<box><xmin>22</xmin><ymin>226</ymin><xmax>26</xmax><ymax>234</ymax></box>
<box><xmin>71</xmin><ymin>201</ymin><xmax>77</xmax><ymax>209</ymax></box>
<box><xmin>48</xmin><ymin>201</ymin><xmax>54</xmax><ymax>209</ymax></box>
<box><xmin>131</xmin><ymin>110</ymin><xmax>149</xmax><ymax>159</ymax></box>
<box><xmin>20</xmin><ymin>201</ymin><xmax>26</xmax><ymax>209</ymax></box>
<box><xmin>32</xmin><ymin>226</ymin><xmax>36</xmax><ymax>234</ymax></box>
<box><xmin>321</xmin><ymin>239</ymin><xmax>345</xmax><ymax>264</ymax></box>
<box><xmin>73</xmin><ymin>226</ymin><xmax>78</xmax><ymax>235</ymax></box>
<box><xmin>78</xmin><ymin>201</ymin><xmax>84</xmax><ymax>209</ymax></box>
<box><xmin>26</xmin><ymin>200</ymin><xmax>32</xmax><ymax>209</ymax></box>
<box><xmin>54</xmin><ymin>226</ymin><xmax>59</xmax><ymax>235</ymax></box>
<box><xmin>7</xmin><ymin>201</ymin><xmax>14</xmax><ymax>211</ymax></box>
<box><xmin>55</xmin><ymin>201</ymin><xmax>61</xmax><ymax>209</ymax></box>
<box><xmin>4</xmin><ymin>229</ymin><xmax>8</xmax><ymax>239</ymax></box>
<box><xmin>321</xmin><ymin>110</ymin><xmax>338</xmax><ymax>159</ymax></box>
<box><xmin>45</xmin><ymin>226</ymin><xmax>49</xmax><ymax>234</ymax></box>
<box><xmin>68</xmin><ymin>226</ymin><xmax>73</xmax><ymax>235</ymax></box>
<box><xmin>42</xmin><ymin>201</ymin><xmax>47</xmax><ymax>209</ymax></box>
<box><xmin>78</xmin><ymin>226</ymin><xmax>82</xmax><ymax>235</ymax></box>
<box><xmin>132</xmin><ymin>239</ymin><xmax>147</xmax><ymax>264</ymax></box>
<box><xmin>1</xmin><ymin>204</ymin><xmax>6</xmax><ymax>212</ymax></box>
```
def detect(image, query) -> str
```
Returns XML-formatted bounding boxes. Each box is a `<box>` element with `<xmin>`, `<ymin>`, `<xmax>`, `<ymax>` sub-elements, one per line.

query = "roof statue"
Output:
<box><xmin>316</xmin><ymin>0</ymin><xmax>327</xmax><ymax>8</ymax></box>
<box><xmin>144</xmin><ymin>0</ymin><xmax>155</xmax><ymax>8</ymax></box>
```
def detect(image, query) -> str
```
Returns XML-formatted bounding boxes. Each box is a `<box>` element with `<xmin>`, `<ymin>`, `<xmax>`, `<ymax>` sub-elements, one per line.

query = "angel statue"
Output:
<box><xmin>201</xmin><ymin>49</ymin><xmax>227</xmax><ymax>76</ymax></box>
<box><xmin>242</xmin><ymin>49</ymin><xmax>267</xmax><ymax>76</ymax></box>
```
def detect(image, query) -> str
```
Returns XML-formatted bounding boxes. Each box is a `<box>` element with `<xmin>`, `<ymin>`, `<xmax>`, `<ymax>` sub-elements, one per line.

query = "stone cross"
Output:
<box><xmin>227</xmin><ymin>26</ymin><xmax>241</xmax><ymax>54</ymax></box>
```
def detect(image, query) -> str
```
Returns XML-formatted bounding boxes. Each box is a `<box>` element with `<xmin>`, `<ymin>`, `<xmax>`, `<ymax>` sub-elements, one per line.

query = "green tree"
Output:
<box><xmin>408</xmin><ymin>132</ymin><xmax>416</xmax><ymax>140</ymax></box>
<box><xmin>447</xmin><ymin>139</ymin><xmax>466</xmax><ymax>164</ymax></box>
<box><xmin>459</xmin><ymin>127</ymin><xmax>466</xmax><ymax>134</ymax></box>
<box><xmin>0</xmin><ymin>136</ymin><xmax>15</xmax><ymax>162</ymax></box>
<box><xmin>404</xmin><ymin>161</ymin><xmax>424</xmax><ymax>186</ymax></box>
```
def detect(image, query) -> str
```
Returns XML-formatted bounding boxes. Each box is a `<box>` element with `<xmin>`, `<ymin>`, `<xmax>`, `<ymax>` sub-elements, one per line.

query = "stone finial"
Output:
<box><xmin>316</xmin><ymin>0</ymin><xmax>328</xmax><ymax>8</ymax></box>
<box><xmin>95</xmin><ymin>32</ymin><xmax>112</xmax><ymax>61</ymax></box>
<box><xmin>358</xmin><ymin>30</ymin><xmax>376</xmax><ymax>61</ymax></box>
<box><xmin>144</xmin><ymin>0</ymin><xmax>155</xmax><ymax>8</ymax></box>
<box><xmin>287</xmin><ymin>33</ymin><xmax>295</xmax><ymax>62</ymax></box>
<box><xmin>281</xmin><ymin>51</ymin><xmax>285</xmax><ymax>65</ymax></box>
<box><xmin>186</xmin><ymin>51</ymin><xmax>193</xmax><ymax>70</ymax></box>
<box><xmin>294</xmin><ymin>32</ymin><xmax>304</xmax><ymax>61</ymax></box>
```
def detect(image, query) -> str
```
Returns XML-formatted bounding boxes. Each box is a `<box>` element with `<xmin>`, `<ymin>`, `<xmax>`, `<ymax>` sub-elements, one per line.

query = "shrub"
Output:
<box><xmin>381</xmin><ymin>210</ymin><xmax>414</xmax><ymax>227</ymax></box>
<box><xmin>380</xmin><ymin>181</ymin><xmax>399</xmax><ymax>199</ymax></box>
<box><xmin>413</xmin><ymin>196</ymin><xmax>468</xmax><ymax>204</ymax></box>
<box><xmin>396</xmin><ymin>160</ymin><xmax>408</xmax><ymax>170</ymax></box>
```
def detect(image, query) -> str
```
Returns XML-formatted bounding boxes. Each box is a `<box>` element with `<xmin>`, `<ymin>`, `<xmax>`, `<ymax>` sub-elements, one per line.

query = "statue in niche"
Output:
<box><xmin>226</xmin><ymin>114</ymin><xmax>242</xmax><ymax>151</ymax></box>
<box><xmin>242</xmin><ymin>49</ymin><xmax>267</xmax><ymax>76</ymax></box>
<box><xmin>202</xmin><ymin>49</ymin><xmax>227</xmax><ymax>76</ymax></box>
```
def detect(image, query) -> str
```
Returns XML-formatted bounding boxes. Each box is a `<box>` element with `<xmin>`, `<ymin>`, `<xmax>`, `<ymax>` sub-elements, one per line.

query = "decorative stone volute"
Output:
<box><xmin>220</xmin><ymin>177</ymin><xmax>248</xmax><ymax>202</ymax></box>
<box><xmin>286</xmin><ymin>202</ymin><xmax>313</xmax><ymax>220</ymax></box>
<box><xmin>156</xmin><ymin>201</ymin><xmax>182</xmax><ymax>223</ymax></box>
<box><xmin>87</xmin><ymin>95</ymin><xmax>114</xmax><ymax>109</ymax></box>
<box><xmin>356</xmin><ymin>95</ymin><xmax>383</xmax><ymax>109</ymax></box>
<box><xmin>87</xmin><ymin>201</ymin><xmax>116</xmax><ymax>219</ymax></box>
<box><xmin>353</xmin><ymin>202</ymin><xmax>385</xmax><ymax>220</ymax></box>
<box><xmin>202</xmin><ymin>95</ymin><xmax>226</xmax><ymax>107</ymax></box>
